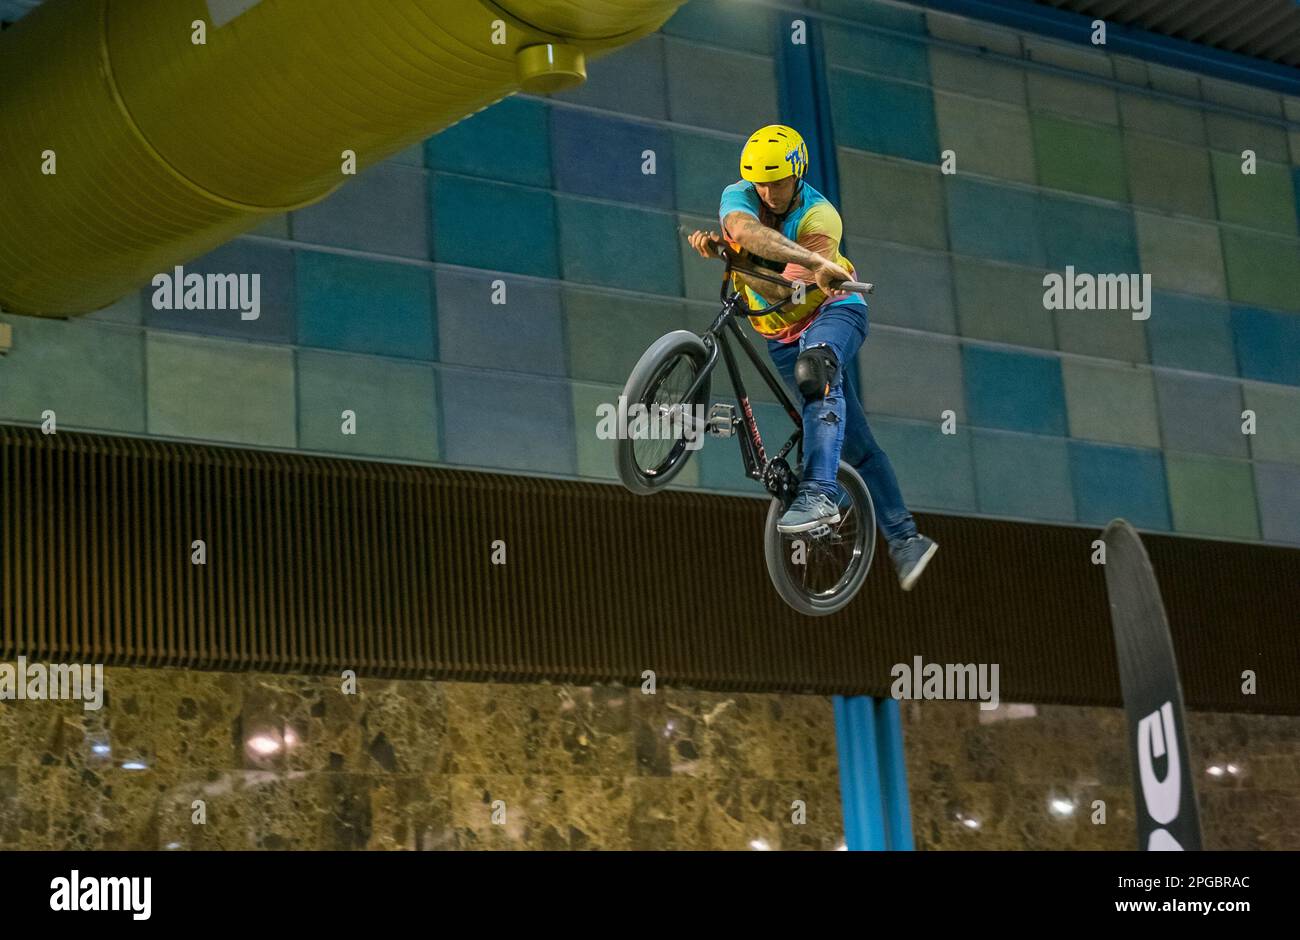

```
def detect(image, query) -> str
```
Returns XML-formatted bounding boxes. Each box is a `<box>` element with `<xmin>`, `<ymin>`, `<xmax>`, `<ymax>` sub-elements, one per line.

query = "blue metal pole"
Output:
<box><xmin>834</xmin><ymin>694</ymin><xmax>888</xmax><ymax>850</ymax></box>
<box><xmin>874</xmin><ymin>697</ymin><xmax>915</xmax><ymax>851</ymax></box>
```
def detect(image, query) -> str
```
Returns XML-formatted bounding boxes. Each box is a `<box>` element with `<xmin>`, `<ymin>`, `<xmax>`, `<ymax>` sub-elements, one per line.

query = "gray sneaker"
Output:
<box><xmin>889</xmin><ymin>534</ymin><xmax>938</xmax><ymax>591</ymax></box>
<box><xmin>777</xmin><ymin>490</ymin><xmax>841</xmax><ymax>534</ymax></box>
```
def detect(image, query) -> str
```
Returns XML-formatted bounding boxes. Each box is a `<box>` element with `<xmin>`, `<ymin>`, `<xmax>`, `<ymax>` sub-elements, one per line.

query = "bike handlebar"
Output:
<box><xmin>679</xmin><ymin>226</ymin><xmax>875</xmax><ymax>298</ymax></box>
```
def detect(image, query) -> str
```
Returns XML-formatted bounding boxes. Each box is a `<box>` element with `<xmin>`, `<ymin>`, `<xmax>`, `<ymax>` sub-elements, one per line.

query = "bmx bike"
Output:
<box><xmin>614</xmin><ymin>238</ymin><xmax>878</xmax><ymax>616</ymax></box>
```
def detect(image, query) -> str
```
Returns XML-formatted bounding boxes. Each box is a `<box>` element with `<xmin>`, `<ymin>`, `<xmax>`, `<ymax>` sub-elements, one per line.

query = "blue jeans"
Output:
<box><xmin>766</xmin><ymin>303</ymin><xmax>919</xmax><ymax>543</ymax></box>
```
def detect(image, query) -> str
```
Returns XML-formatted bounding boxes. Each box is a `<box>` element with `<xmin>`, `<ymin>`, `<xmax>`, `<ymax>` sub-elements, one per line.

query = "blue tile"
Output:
<box><xmin>1255</xmin><ymin>462</ymin><xmax>1300</xmax><ymax>544</ymax></box>
<box><xmin>439</xmin><ymin>370</ymin><xmax>576</xmax><ymax>475</ymax></box>
<box><xmin>829</xmin><ymin>69</ymin><xmax>939</xmax><ymax>163</ymax></box>
<box><xmin>431</xmin><ymin>174</ymin><xmax>559</xmax><ymax>279</ymax></box>
<box><xmin>1231</xmin><ymin>306</ymin><xmax>1300</xmax><ymax>386</ymax></box>
<box><xmin>696</xmin><ymin>400</ymin><xmax>792</xmax><ymax>494</ymax></box>
<box><xmin>425</xmin><ymin>96</ymin><xmax>551</xmax><ymax>188</ymax></box>
<box><xmin>661</xmin><ymin>0</ymin><xmax>774</xmax><ymax>55</ymax></box>
<box><xmin>1154</xmin><ymin>372</ymin><xmax>1248</xmax><ymax>458</ymax></box>
<box><xmin>963</xmin><ymin>346</ymin><xmax>1067</xmax><ymax>435</ymax></box>
<box><xmin>556</xmin><ymin>197</ymin><xmax>681</xmax><ymax>295</ymax></box>
<box><xmin>144</xmin><ymin>240</ymin><xmax>296</xmax><ymax>344</ymax></box>
<box><xmin>1039</xmin><ymin>194</ymin><xmax>1139</xmax><ymax>273</ymax></box>
<box><xmin>436</xmin><ymin>268</ymin><xmax>566</xmax><ymax>377</ymax></box>
<box><xmin>972</xmin><ymin>429</ymin><xmax>1075</xmax><ymax>521</ymax></box>
<box><xmin>1068</xmin><ymin>441</ymin><xmax>1172</xmax><ymax>530</ymax></box>
<box><xmin>1145</xmin><ymin>292</ymin><xmax>1237</xmax><ymax>376</ymax></box>
<box><xmin>292</xmin><ymin>163</ymin><xmax>428</xmax><ymax>259</ymax></box>
<box><xmin>867</xmin><ymin>416</ymin><xmax>977</xmax><ymax>512</ymax></box>
<box><xmin>946</xmin><ymin>178</ymin><xmax>1045</xmax><ymax>266</ymax></box>
<box><xmin>296</xmin><ymin>252</ymin><xmax>435</xmax><ymax>359</ymax></box>
<box><xmin>553</xmin><ymin>36</ymin><xmax>669</xmax><ymax>120</ymax></box>
<box><xmin>550</xmin><ymin>109</ymin><xmax>674</xmax><ymax>209</ymax></box>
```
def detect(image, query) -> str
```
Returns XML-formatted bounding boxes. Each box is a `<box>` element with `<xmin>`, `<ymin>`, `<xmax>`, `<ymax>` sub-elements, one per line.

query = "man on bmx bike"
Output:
<box><xmin>686</xmin><ymin>124</ymin><xmax>937</xmax><ymax>591</ymax></box>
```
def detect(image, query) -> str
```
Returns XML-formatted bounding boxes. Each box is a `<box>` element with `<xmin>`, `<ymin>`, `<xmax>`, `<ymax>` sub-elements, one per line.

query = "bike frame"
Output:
<box><xmin>679</xmin><ymin>263</ymin><xmax>808</xmax><ymax>497</ymax></box>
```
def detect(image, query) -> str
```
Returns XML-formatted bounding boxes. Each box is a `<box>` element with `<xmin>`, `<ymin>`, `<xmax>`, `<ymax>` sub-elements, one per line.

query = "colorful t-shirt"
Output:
<box><xmin>718</xmin><ymin>180</ymin><xmax>862</xmax><ymax>343</ymax></box>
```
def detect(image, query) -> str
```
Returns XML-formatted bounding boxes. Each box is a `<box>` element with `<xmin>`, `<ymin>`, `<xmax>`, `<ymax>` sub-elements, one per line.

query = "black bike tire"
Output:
<box><xmin>615</xmin><ymin>330</ymin><xmax>712</xmax><ymax>495</ymax></box>
<box><xmin>762</xmin><ymin>461</ymin><xmax>877</xmax><ymax>616</ymax></box>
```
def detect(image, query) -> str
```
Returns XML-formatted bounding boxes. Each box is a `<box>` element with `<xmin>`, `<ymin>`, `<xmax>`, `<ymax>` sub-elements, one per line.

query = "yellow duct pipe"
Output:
<box><xmin>0</xmin><ymin>0</ymin><xmax>684</xmax><ymax>317</ymax></box>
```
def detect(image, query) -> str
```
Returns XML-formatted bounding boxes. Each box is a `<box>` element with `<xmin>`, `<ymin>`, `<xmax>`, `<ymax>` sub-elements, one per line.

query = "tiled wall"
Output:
<box><xmin>3</xmin><ymin>666</ymin><xmax>1295</xmax><ymax>850</ymax></box>
<box><xmin>1</xmin><ymin>0</ymin><xmax>1298</xmax><ymax>546</ymax></box>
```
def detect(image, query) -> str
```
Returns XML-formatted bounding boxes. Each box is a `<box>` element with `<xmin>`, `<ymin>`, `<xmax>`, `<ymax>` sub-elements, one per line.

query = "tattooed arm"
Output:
<box><xmin>722</xmin><ymin>211</ymin><xmax>850</xmax><ymax>294</ymax></box>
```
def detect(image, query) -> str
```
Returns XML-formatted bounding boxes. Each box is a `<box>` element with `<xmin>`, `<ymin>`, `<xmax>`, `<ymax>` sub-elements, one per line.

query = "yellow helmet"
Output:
<box><xmin>739</xmin><ymin>125</ymin><xmax>809</xmax><ymax>183</ymax></box>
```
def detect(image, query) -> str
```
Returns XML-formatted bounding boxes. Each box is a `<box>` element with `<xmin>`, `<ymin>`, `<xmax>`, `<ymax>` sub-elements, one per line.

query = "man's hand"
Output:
<box><xmin>687</xmin><ymin>230</ymin><xmax>722</xmax><ymax>259</ymax></box>
<box><xmin>812</xmin><ymin>257</ymin><xmax>853</xmax><ymax>294</ymax></box>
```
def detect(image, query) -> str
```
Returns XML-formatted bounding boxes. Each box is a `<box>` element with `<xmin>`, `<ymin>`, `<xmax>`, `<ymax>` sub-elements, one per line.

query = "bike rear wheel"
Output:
<box><xmin>615</xmin><ymin>330</ymin><xmax>712</xmax><ymax>495</ymax></box>
<box><xmin>763</xmin><ymin>461</ymin><xmax>876</xmax><ymax>616</ymax></box>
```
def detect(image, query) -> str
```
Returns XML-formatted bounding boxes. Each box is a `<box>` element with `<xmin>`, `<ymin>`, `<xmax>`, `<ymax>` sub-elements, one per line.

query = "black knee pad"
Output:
<box><xmin>795</xmin><ymin>345</ymin><xmax>839</xmax><ymax>400</ymax></box>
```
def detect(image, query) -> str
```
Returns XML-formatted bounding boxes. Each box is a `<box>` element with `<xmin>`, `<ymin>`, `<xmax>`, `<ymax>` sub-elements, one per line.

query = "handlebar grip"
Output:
<box><xmin>837</xmin><ymin>280</ymin><xmax>874</xmax><ymax>295</ymax></box>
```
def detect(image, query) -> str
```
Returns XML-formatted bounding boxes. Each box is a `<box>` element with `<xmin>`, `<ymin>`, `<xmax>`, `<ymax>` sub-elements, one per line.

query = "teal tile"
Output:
<box><xmin>946</xmin><ymin>178</ymin><xmax>1044</xmax><ymax>267</ymax></box>
<box><xmin>868</xmin><ymin>415</ymin><xmax>976</xmax><ymax>512</ymax></box>
<box><xmin>972</xmin><ymin>429</ymin><xmax>1075</xmax><ymax>522</ymax></box>
<box><xmin>678</xmin><ymin>213</ymin><xmax>728</xmax><ymax>303</ymax></box>
<box><xmin>1166</xmin><ymin>454</ymin><xmax>1260</xmax><ymax>539</ymax></box>
<box><xmin>556</xmin><ymin>198</ymin><xmax>681</xmax><ymax>295</ymax></box>
<box><xmin>1145</xmin><ymin>292</ymin><xmax>1236</xmax><ymax>376</ymax></box>
<box><xmin>87</xmin><ymin>292</ymin><xmax>144</xmax><ymax>326</ymax></box>
<box><xmin>817</xmin><ymin>0</ymin><xmax>925</xmax><ymax>32</ymax></box>
<box><xmin>439</xmin><ymin>370</ymin><xmax>576</xmax><ymax>476</ymax></box>
<box><xmin>1210</xmin><ymin>152</ymin><xmax>1298</xmax><ymax>236</ymax></box>
<box><xmin>664</xmin><ymin>39</ymin><xmax>777</xmax><ymax>135</ymax></box>
<box><xmin>1054</xmin><ymin>301</ymin><xmax>1149</xmax><ymax>363</ymax></box>
<box><xmin>426</xmin><ymin>96</ymin><xmax>551</xmax><ymax>188</ymax></box>
<box><xmin>822</xmin><ymin>23</ymin><xmax>930</xmax><ymax>83</ymax></box>
<box><xmin>848</xmin><ymin>241</ymin><xmax>955</xmax><ymax>334</ymax></box>
<box><xmin>1032</xmin><ymin>114</ymin><xmax>1128</xmax><ymax>201</ymax></box>
<box><xmin>0</xmin><ymin>317</ymin><xmax>144</xmax><ymax>432</ymax></box>
<box><xmin>296</xmin><ymin>252</ymin><xmax>435</xmax><ymax>359</ymax></box>
<box><xmin>964</xmin><ymin>346</ymin><xmax>1065</xmax><ymax>435</ymax></box>
<box><xmin>1117</xmin><ymin>93</ymin><xmax>1206</xmax><ymax>145</ymax></box>
<box><xmin>431</xmin><ymin>175</ymin><xmax>558</xmax><ymax>279</ymax></box>
<box><xmin>293</xmin><ymin>163</ymin><xmax>429</xmax><ymax>259</ymax></box>
<box><xmin>858</xmin><ymin>330</ymin><xmax>964</xmax><ymax>423</ymax></box>
<box><xmin>933</xmin><ymin>92</ymin><xmax>1035</xmax><ymax>184</ymax></box>
<box><xmin>1154</xmin><ymin>372</ymin><xmax>1247</xmax><ymax>459</ymax></box>
<box><xmin>1061</xmin><ymin>359</ymin><xmax>1161</xmax><ymax>448</ymax></box>
<box><xmin>673</xmin><ymin>130</ymin><xmax>745</xmax><ymax>217</ymax></box>
<box><xmin>1242</xmin><ymin>383</ymin><xmax>1300</xmax><ymax>465</ymax></box>
<box><xmin>249</xmin><ymin>214</ymin><xmax>290</xmax><ymax>238</ymax></box>
<box><xmin>927</xmin><ymin>49</ymin><xmax>1026</xmax><ymax>106</ymax></box>
<box><xmin>1204</xmin><ymin>112</ymin><xmax>1290</xmax><ymax>163</ymax></box>
<box><xmin>572</xmin><ymin>381</ymin><xmax>620</xmax><ymax>482</ymax></box>
<box><xmin>385</xmin><ymin>142</ymin><xmax>425</xmax><ymax>168</ymax></box>
<box><xmin>838</xmin><ymin>149</ymin><xmax>947</xmax><ymax>251</ymax></box>
<box><xmin>830</xmin><ymin>69</ymin><xmax>939</xmax><ymax>163</ymax></box>
<box><xmin>1039</xmin><ymin>194</ymin><xmax>1138</xmax><ymax>272</ymax></box>
<box><xmin>1135</xmin><ymin>212</ymin><xmax>1226</xmax><ymax>298</ymax></box>
<box><xmin>951</xmin><ymin>258</ymin><xmax>1055</xmax><ymax>349</ymax></box>
<box><xmin>562</xmin><ymin>288</ymin><xmax>694</xmax><ymax>387</ymax></box>
<box><xmin>1220</xmin><ymin>229</ymin><xmax>1300</xmax><ymax>313</ymax></box>
<box><xmin>554</xmin><ymin>35</ymin><xmax>668</xmax><ymax>120</ymax></box>
<box><xmin>661</xmin><ymin>0</ymin><xmax>773</xmax><ymax>56</ymax></box>
<box><xmin>1027</xmin><ymin>72</ymin><xmax>1118</xmax><ymax>124</ymax></box>
<box><xmin>1123</xmin><ymin>134</ymin><xmax>1216</xmax><ymax>218</ymax></box>
<box><xmin>146</xmin><ymin>334</ymin><xmax>295</xmax><ymax>446</ymax></box>
<box><xmin>296</xmin><ymin>351</ymin><xmax>438</xmax><ymax>462</ymax></box>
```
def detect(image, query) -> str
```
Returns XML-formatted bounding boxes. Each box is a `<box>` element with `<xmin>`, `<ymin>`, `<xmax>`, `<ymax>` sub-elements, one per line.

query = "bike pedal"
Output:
<box><xmin>807</xmin><ymin>523</ymin><xmax>832</xmax><ymax>539</ymax></box>
<box><xmin>706</xmin><ymin>403</ymin><xmax>736</xmax><ymax>438</ymax></box>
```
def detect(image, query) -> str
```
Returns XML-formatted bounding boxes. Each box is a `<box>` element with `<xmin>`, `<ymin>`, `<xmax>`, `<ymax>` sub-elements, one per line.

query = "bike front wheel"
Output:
<box><xmin>615</xmin><ymin>330</ymin><xmax>712</xmax><ymax>495</ymax></box>
<box><xmin>763</xmin><ymin>461</ymin><xmax>877</xmax><ymax>616</ymax></box>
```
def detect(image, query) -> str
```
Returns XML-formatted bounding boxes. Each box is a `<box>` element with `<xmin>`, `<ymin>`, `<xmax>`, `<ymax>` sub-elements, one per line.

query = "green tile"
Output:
<box><xmin>972</xmin><ymin>429</ymin><xmax>1076</xmax><ymax>522</ymax></box>
<box><xmin>1022</xmin><ymin>36</ymin><xmax>1112</xmax><ymax>77</ymax></box>
<box><xmin>848</xmin><ymin>240</ymin><xmax>956</xmax><ymax>334</ymax></box>
<box><xmin>673</xmin><ymin>131</ymin><xmax>743</xmax><ymax>217</ymax></box>
<box><xmin>0</xmin><ymin>317</ymin><xmax>144</xmax><ymax>431</ymax></box>
<box><xmin>1032</xmin><ymin>114</ymin><xmax>1128</xmax><ymax>201</ymax></box>
<box><xmin>249</xmin><ymin>214</ymin><xmax>290</xmax><ymax>238</ymax></box>
<box><xmin>924</xmin><ymin>12</ymin><xmax>1022</xmax><ymax>55</ymax></box>
<box><xmin>1209</xmin><ymin>152</ymin><xmax>1299</xmax><ymax>236</ymax></box>
<box><xmin>1123</xmin><ymin>133</ymin><xmax>1216</xmax><ymax>218</ymax></box>
<box><xmin>1135</xmin><ymin>212</ymin><xmax>1226</xmax><ymax>298</ymax></box>
<box><xmin>146</xmin><ymin>334</ymin><xmax>295</xmax><ymax>446</ymax></box>
<box><xmin>1061</xmin><ymin>359</ymin><xmax>1161</xmax><ymax>447</ymax></box>
<box><xmin>296</xmin><ymin>351</ymin><xmax>438</xmax><ymax>462</ymax></box>
<box><xmin>664</xmin><ymin>39</ymin><xmax>777</xmax><ymax>135</ymax></box>
<box><xmin>858</xmin><ymin>330</ymin><xmax>964</xmax><ymax>423</ymax></box>
<box><xmin>1054</xmin><ymin>303</ymin><xmax>1149</xmax><ymax>363</ymax></box>
<box><xmin>1204</xmin><ymin>112</ymin><xmax>1290</xmax><ymax>163</ymax></box>
<box><xmin>1118</xmin><ymin>93</ymin><xmax>1206</xmax><ymax>145</ymax></box>
<box><xmin>1027</xmin><ymin>72</ymin><xmax>1118</xmax><ymax>124</ymax></box>
<box><xmin>1242</xmin><ymin>383</ymin><xmax>1300</xmax><ymax>465</ymax></box>
<box><xmin>1201</xmin><ymin>79</ymin><xmax>1282</xmax><ymax>118</ymax></box>
<box><xmin>927</xmin><ymin>49</ymin><xmax>1026</xmax><ymax>106</ymax></box>
<box><xmin>572</xmin><ymin>379</ymin><xmax>703</xmax><ymax>486</ymax></box>
<box><xmin>87</xmin><ymin>292</ymin><xmax>144</xmax><ymax>326</ymax></box>
<box><xmin>868</xmin><ymin>415</ymin><xmax>977</xmax><ymax>512</ymax></box>
<box><xmin>563</xmin><ymin>288</ymin><xmax>695</xmax><ymax>387</ymax></box>
<box><xmin>822</xmin><ymin>23</ymin><xmax>930</xmax><ymax>83</ymax></box>
<box><xmin>951</xmin><ymin>258</ymin><xmax>1055</xmax><ymax>349</ymax></box>
<box><xmin>1112</xmin><ymin>57</ymin><xmax>1148</xmax><ymax>87</ymax></box>
<box><xmin>934</xmin><ymin>92</ymin><xmax>1035</xmax><ymax>183</ymax></box>
<box><xmin>1165</xmin><ymin>454</ymin><xmax>1260</xmax><ymax>539</ymax></box>
<box><xmin>838</xmin><ymin>149</ymin><xmax>948</xmax><ymax>251</ymax></box>
<box><xmin>1220</xmin><ymin>229</ymin><xmax>1300</xmax><ymax>312</ymax></box>
<box><xmin>1147</xmin><ymin>65</ymin><xmax>1201</xmax><ymax>99</ymax></box>
<box><xmin>1291</xmin><ymin>128</ymin><xmax>1300</xmax><ymax>165</ymax></box>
